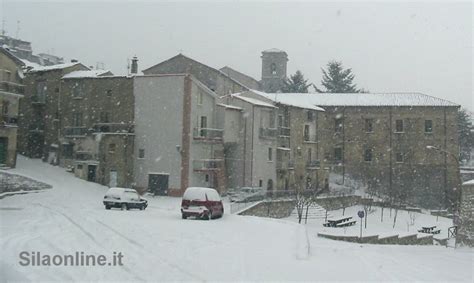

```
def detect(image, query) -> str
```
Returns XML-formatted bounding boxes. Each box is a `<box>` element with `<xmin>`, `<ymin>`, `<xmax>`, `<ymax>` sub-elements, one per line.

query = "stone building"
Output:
<box><xmin>260</xmin><ymin>48</ymin><xmax>288</xmax><ymax>93</ymax></box>
<box><xmin>0</xmin><ymin>47</ymin><xmax>24</xmax><ymax>167</ymax></box>
<box><xmin>457</xmin><ymin>179</ymin><xmax>474</xmax><ymax>247</ymax></box>
<box><xmin>237</xmin><ymin>90</ymin><xmax>329</xmax><ymax>192</ymax></box>
<box><xmin>18</xmin><ymin>62</ymin><xmax>89</xmax><ymax>159</ymax></box>
<box><xmin>255</xmin><ymin>92</ymin><xmax>459</xmax><ymax>209</ymax></box>
<box><xmin>133</xmin><ymin>74</ymin><xmax>226</xmax><ymax>196</ymax></box>
<box><xmin>219</xmin><ymin>66</ymin><xmax>261</xmax><ymax>90</ymax></box>
<box><xmin>142</xmin><ymin>54</ymin><xmax>249</xmax><ymax>96</ymax></box>
<box><xmin>59</xmin><ymin>71</ymin><xmax>134</xmax><ymax>187</ymax></box>
<box><xmin>218</xmin><ymin>93</ymin><xmax>278</xmax><ymax>191</ymax></box>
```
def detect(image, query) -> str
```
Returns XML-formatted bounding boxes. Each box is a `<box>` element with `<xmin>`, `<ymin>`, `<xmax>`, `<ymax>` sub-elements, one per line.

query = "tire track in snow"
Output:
<box><xmin>96</xmin><ymin>219</ymin><xmax>205</xmax><ymax>281</ymax></box>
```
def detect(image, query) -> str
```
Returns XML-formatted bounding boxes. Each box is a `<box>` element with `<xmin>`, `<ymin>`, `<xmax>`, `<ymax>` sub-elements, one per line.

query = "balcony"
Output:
<box><xmin>288</xmin><ymin>160</ymin><xmax>295</xmax><ymax>170</ymax></box>
<box><xmin>303</xmin><ymin>134</ymin><xmax>318</xmax><ymax>143</ymax></box>
<box><xmin>92</xmin><ymin>123</ymin><xmax>134</xmax><ymax>134</ymax></box>
<box><xmin>1</xmin><ymin>115</ymin><xmax>18</xmax><ymax>126</ymax></box>
<box><xmin>0</xmin><ymin>81</ymin><xmax>25</xmax><ymax>95</ymax></box>
<box><xmin>31</xmin><ymin>95</ymin><xmax>46</xmax><ymax>105</ymax></box>
<box><xmin>278</xmin><ymin>126</ymin><xmax>291</xmax><ymax>137</ymax></box>
<box><xmin>259</xmin><ymin>127</ymin><xmax>277</xmax><ymax>139</ymax></box>
<box><xmin>64</xmin><ymin>127</ymin><xmax>87</xmax><ymax>137</ymax></box>
<box><xmin>193</xmin><ymin>128</ymin><xmax>224</xmax><ymax>141</ymax></box>
<box><xmin>193</xmin><ymin>159</ymin><xmax>224</xmax><ymax>172</ymax></box>
<box><xmin>306</xmin><ymin>160</ymin><xmax>321</xmax><ymax>169</ymax></box>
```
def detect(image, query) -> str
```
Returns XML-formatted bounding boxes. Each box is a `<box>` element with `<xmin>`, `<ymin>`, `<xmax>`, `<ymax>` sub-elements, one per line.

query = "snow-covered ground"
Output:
<box><xmin>0</xmin><ymin>156</ymin><xmax>472</xmax><ymax>282</ymax></box>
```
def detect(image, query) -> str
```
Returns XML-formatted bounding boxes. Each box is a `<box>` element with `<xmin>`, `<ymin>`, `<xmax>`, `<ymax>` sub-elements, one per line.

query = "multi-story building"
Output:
<box><xmin>252</xmin><ymin>92</ymin><xmax>459</xmax><ymax>209</ymax></box>
<box><xmin>18</xmin><ymin>61</ymin><xmax>89</xmax><ymax>159</ymax></box>
<box><xmin>0</xmin><ymin>47</ymin><xmax>24</xmax><ymax>167</ymax></box>
<box><xmin>236</xmin><ymin>90</ymin><xmax>329</xmax><ymax>192</ymax></box>
<box><xmin>59</xmin><ymin>70</ymin><xmax>134</xmax><ymax>187</ymax></box>
<box><xmin>218</xmin><ymin>93</ymin><xmax>278</xmax><ymax>191</ymax></box>
<box><xmin>142</xmin><ymin>54</ymin><xmax>250</xmax><ymax>96</ymax></box>
<box><xmin>133</xmin><ymin>74</ymin><xmax>226</xmax><ymax>196</ymax></box>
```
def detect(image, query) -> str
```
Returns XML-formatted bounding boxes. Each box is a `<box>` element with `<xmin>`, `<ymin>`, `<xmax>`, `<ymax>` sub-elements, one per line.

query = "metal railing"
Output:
<box><xmin>92</xmin><ymin>123</ymin><xmax>134</xmax><ymax>133</ymax></box>
<box><xmin>1</xmin><ymin>115</ymin><xmax>18</xmax><ymax>125</ymax></box>
<box><xmin>64</xmin><ymin>127</ymin><xmax>87</xmax><ymax>137</ymax></box>
<box><xmin>193</xmin><ymin>128</ymin><xmax>224</xmax><ymax>140</ymax></box>
<box><xmin>192</xmin><ymin>159</ymin><xmax>224</xmax><ymax>171</ymax></box>
<box><xmin>31</xmin><ymin>94</ymin><xmax>46</xmax><ymax>104</ymax></box>
<box><xmin>278</xmin><ymin>126</ymin><xmax>290</xmax><ymax>137</ymax></box>
<box><xmin>259</xmin><ymin>127</ymin><xmax>277</xmax><ymax>139</ymax></box>
<box><xmin>306</xmin><ymin>160</ymin><xmax>321</xmax><ymax>169</ymax></box>
<box><xmin>303</xmin><ymin>134</ymin><xmax>318</xmax><ymax>143</ymax></box>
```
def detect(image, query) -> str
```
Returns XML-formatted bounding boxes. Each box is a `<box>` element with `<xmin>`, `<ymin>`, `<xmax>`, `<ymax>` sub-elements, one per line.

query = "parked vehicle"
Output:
<box><xmin>181</xmin><ymin>187</ymin><xmax>224</xmax><ymax>220</ymax></box>
<box><xmin>229</xmin><ymin>187</ymin><xmax>265</xmax><ymax>203</ymax></box>
<box><xmin>103</xmin><ymin>187</ymin><xmax>148</xmax><ymax>210</ymax></box>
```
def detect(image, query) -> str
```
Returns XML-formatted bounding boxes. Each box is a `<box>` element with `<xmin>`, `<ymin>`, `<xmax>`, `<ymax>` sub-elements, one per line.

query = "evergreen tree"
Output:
<box><xmin>315</xmin><ymin>61</ymin><xmax>361</xmax><ymax>93</ymax></box>
<box><xmin>458</xmin><ymin>108</ymin><xmax>474</xmax><ymax>163</ymax></box>
<box><xmin>281</xmin><ymin>70</ymin><xmax>311</xmax><ymax>93</ymax></box>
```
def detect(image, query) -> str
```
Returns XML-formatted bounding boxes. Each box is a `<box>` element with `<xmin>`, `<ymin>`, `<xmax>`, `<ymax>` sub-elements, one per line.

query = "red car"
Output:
<box><xmin>181</xmin><ymin>187</ymin><xmax>224</xmax><ymax>220</ymax></box>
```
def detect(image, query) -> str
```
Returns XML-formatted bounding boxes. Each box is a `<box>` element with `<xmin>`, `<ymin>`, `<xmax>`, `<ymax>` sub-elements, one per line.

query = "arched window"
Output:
<box><xmin>271</xmin><ymin>63</ymin><xmax>277</xmax><ymax>75</ymax></box>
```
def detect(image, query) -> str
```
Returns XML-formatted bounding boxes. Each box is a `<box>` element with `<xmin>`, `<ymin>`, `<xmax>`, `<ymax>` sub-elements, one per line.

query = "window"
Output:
<box><xmin>364</xmin><ymin>148</ymin><xmax>373</xmax><ymax>162</ymax></box>
<box><xmin>307</xmin><ymin>111</ymin><xmax>314</xmax><ymax>121</ymax></box>
<box><xmin>303</xmin><ymin>125</ymin><xmax>310</xmax><ymax>141</ymax></box>
<box><xmin>100</xmin><ymin>112</ymin><xmax>110</xmax><ymax>123</ymax></box>
<box><xmin>109</xmin><ymin>143</ymin><xmax>116</xmax><ymax>153</ymax></box>
<box><xmin>334</xmin><ymin>147</ymin><xmax>342</xmax><ymax>162</ymax></box>
<box><xmin>205</xmin><ymin>174</ymin><xmax>209</xmax><ymax>182</ymax></box>
<box><xmin>259</xmin><ymin>180</ymin><xmax>263</xmax><ymax>187</ymax></box>
<box><xmin>138</xmin><ymin>149</ymin><xmax>145</xmax><ymax>159</ymax></box>
<box><xmin>396</xmin><ymin>152</ymin><xmax>403</xmax><ymax>163</ymax></box>
<box><xmin>268</xmin><ymin>148</ymin><xmax>273</xmax><ymax>161</ymax></box>
<box><xmin>2</xmin><ymin>101</ymin><xmax>9</xmax><ymax>116</ymax></box>
<box><xmin>278</xmin><ymin>115</ymin><xmax>283</xmax><ymax>127</ymax></box>
<box><xmin>198</xmin><ymin>92</ymin><xmax>203</xmax><ymax>105</ymax></box>
<box><xmin>365</xmin><ymin>119</ymin><xmax>374</xmax><ymax>133</ymax></box>
<box><xmin>200</xmin><ymin>116</ymin><xmax>207</xmax><ymax>136</ymax></box>
<box><xmin>72</xmin><ymin>113</ymin><xmax>83</xmax><ymax>127</ymax></box>
<box><xmin>335</xmin><ymin>118</ymin><xmax>343</xmax><ymax>133</ymax></box>
<box><xmin>106</xmin><ymin>89</ymin><xmax>112</xmax><ymax>97</ymax></box>
<box><xmin>425</xmin><ymin>120</ymin><xmax>433</xmax><ymax>133</ymax></box>
<box><xmin>55</xmin><ymin>87</ymin><xmax>59</xmax><ymax>93</ymax></box>
<box><xmin>5</xmin><ymin>70</ymin><xmax>11</xmax><ymax>81</ymax></box>
<box><xmin>395</xmin><ymin>119</ymin><xmax>404</xmax><ymax>132</ymax></box>
<box><xmin>72</xmin><ymin>83</ymin><xmax>83</xmax><ymax>98</ymax></box>
<box><xmin>271</xmin><ymin>63</ymin><xmax>277</xmax><ymax>75</ymax></box>
<box><xmin>35</xmin><ymin>81</ymin><xmax>46</xmax><ymax>103</ymax></box>
<box><xmin>77</xmin><ymin>164</ymin><xmax>83</xmax><ymax>170</ymax></box>
<box><xmin>308</xmin><ymin>148</ymin><xmax>312</xmax><ymax>162</ymax></box>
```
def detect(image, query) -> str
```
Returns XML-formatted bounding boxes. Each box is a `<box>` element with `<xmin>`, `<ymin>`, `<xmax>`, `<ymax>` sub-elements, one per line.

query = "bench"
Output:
<box><xmin>418</xmin><ymin>226</ymin><xmax>440</xmax><ymax>234</ymax></box>
<box><xmin>336</xmin><ymin>220</ymin><xmax>357</xmax><ymax>227</ymax></box>
<box><xmin>323</xmin><ymin>216</ymin><xmax>353</xmax><ymax>227</ymax></box>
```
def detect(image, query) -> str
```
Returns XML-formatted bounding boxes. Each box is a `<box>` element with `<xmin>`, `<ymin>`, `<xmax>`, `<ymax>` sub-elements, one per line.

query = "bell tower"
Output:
<box><xmin>261</xmin><ymin>48</ymin><xmax>288</xmax><ymax>92</ymax></box>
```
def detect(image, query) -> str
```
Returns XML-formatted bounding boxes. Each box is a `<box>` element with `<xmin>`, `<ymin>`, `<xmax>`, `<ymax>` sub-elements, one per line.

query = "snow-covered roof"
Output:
<box><xmin>62</xmin><ymin>70</ymin><xmax>112</xmax><ymax>79</ymax></box>
<box><xmin>217</xmin><ymin>103</ymin><xmax>243</xmax><ymax>111</ymax></box>
<box><xmin>262</xmin><ymin>48</ymin><xmax>286</xmax><ymax>53</ymax></box>
<box><xmin>463</xmin><ymin>179</ymin><xmax>474</xmax><ymax>186</ymax></box>
<box><xmin>254</xmin><ymin>92</ymin><xmax>458</xmax><ymax>107</ymax></box>
<box><xmin>231</xmin><ymin>93</ymin><xmax>277</xmax><ymax>108</ymax></box>
<box><xmin>20</xmin><ymin>59</ymin><xmax>42</xmax><ymax>69</ymax></box>
<box><xmin>251</xmin><ymin>90</ymin><xmax>325</xmax><ymax>111</ymax></box>
<box><xmin>26</xmin><ymin>62</ymin><xmax>84</xmax><ymax>73</ymax></box>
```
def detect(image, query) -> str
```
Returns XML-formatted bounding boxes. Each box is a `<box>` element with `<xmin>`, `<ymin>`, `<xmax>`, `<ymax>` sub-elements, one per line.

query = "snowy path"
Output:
<box><xmin>0</xmin><ymin>156</ymin><xmax>472</xmax><ymax>282</ymax></box>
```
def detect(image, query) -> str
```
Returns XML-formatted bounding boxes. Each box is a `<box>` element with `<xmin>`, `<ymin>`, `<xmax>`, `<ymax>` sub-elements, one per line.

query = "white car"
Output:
<box><xmin>103</xmin><ymin>187</ymin><xmax>148</xmax><ymax>210</ymax></box>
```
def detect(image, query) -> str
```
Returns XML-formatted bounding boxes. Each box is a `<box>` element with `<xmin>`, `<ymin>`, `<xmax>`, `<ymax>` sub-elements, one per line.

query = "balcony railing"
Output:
<box><xmin>303</xmin><ymin>134</ymin><xmax>318</xmax><ymax>143</ymax></box>
<box><xmin>193</xmin><ymin>159</ymin><xmax>224</xmax><ymax>171</ymax></box>
<box><xmin>0</xmin><ymin>81</ymin><xmax>25</xmax><ymax>95</ymax></box>
<box><xmin>1</xmin><ymin>115</ymin><xmax>18</xmax><ymax>125</ymax></box>
<box><xmin>278</xmin><ymin>126</ymin><xmax>291</xmax><ymax>137</ymax></box>
<box><xmin>259</xmin><ymin>127</ymin><xmax>277</xmax><ymax>139</ymax></box>
<box><xmin>64</xmin><ymin>127</ymin><xmax>87</xmax><ymax>137</ymax></box>
<box><xmin>306</xmin><ymin>160</ymin><xmax>321</xmax><ymax>169</ymax></box>
<box><xmin>193</xmin><ymin>128</ymin><xmax>224</xmax><ymax>141</ymax></box>
<box><xmin>288</xmin><ymin>160</ymin><xmax>295</xmax><ymax>169</ymax></box>
<box><xmin>31</xmin><ymin>95</ymin><xmax>46</xmax><ymax>104</ymax></box>
<box><xmin>92</xmin><ymin>123</ymin><xmax>134</xmax><ymax>134</ymax></box>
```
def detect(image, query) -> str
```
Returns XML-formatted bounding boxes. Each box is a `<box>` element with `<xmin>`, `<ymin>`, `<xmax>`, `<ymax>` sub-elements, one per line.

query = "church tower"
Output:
<box><xmin>260</xmin><ymin>48</ymin><xmax>288</xmax><ymax>93</ymax></box>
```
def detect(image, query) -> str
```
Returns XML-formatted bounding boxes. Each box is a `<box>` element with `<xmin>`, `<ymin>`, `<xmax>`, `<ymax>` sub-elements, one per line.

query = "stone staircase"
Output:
<box><xmin>290</xmin><ymin>203</ymin><xmax>333</xmax><ymax>221</ymax></box>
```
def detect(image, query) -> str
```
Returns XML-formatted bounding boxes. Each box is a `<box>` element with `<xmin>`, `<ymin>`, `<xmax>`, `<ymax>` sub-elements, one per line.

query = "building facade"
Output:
<box><xmin>260</xmin><ymin>49</ymin><xmax>288</xmax><ymax>93</ymax></box>
<box><xmin>18</xmin><ymin>62</ymin><xmax>89</xmax><ymax>159</ymax></box>
<box><xmin>0</xmin><ymin>47</ymin><xmax>24</xmax><ymax>167</ymax></box>
<box><xmin>59</xmin><ymin>73</ymin><xmax>134</xmax><ymax>187</ymax></box>
<box><xmin>133</xmin><ymin>74</ymin><xmax>226</xmax><ymax>196</ymax></box>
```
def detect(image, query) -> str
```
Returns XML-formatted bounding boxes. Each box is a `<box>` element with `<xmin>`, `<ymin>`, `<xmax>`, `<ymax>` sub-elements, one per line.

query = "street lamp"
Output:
<box><xmin>426</xmin><ymin>145</ymin><xmax>462</xmax><ymax>225</ymax></box>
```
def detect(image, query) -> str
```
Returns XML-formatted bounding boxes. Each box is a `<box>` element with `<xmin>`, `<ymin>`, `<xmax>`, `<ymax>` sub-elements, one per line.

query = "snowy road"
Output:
<box><xmin>1</xmin><ymin>156</ymin><xmax>472</xmax><ymax>282</ymax></box>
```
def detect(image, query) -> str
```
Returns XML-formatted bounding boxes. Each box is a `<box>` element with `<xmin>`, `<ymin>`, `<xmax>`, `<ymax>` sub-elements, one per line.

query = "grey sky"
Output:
<box><xmin>2</xmin><ymin>0</ymin><xmax>473</xmax><ymax>111</ymax></box>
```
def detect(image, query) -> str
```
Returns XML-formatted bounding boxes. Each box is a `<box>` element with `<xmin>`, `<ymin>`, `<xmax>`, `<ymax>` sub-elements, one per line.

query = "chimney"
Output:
<box><xmin>131</xmin><ymin>56</ymin><xmax>138</xmax><ymax>74</ymax></box>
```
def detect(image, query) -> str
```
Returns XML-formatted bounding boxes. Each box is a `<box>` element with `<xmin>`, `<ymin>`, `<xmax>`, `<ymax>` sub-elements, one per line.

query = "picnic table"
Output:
<box><xmin>323</xmin><ymin>216</ymin><xmax>356</xmax><ymax>227</ymax></box>
<box><xmin>418</xmin><ymin>225</ymin><xmax>441</xmax><ymax>234</ymax></box>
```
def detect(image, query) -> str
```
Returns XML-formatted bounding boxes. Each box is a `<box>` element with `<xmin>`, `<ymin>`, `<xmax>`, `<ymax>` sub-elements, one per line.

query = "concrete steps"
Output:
<box><xmin>290</xmin><ymin>203</ymin><xmax>333</xmax><ymax>220</ymax></box>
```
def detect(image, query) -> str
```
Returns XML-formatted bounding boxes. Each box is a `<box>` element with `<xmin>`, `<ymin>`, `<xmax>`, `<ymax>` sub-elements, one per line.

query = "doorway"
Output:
<box><xmin>87</xmin><ymin>165</ymin><xmax>97</xmax><ymax>182</ymax></box>
<box><xmin>148</xmin><ymin>173</ymin><xmax>169</xmax><ymax>196</ymax></box>
<box><xmin>0</xmin><ymin>137</ymin><xmax>7</xmax><ymax>165</ymax></box>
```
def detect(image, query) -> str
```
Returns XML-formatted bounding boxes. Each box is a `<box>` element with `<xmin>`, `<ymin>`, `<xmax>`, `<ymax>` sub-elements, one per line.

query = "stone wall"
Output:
<box><xmin>318</xmin><ymin>233</ymin><xmax>434</xmax><ymax>245</ymax></box>
<box><xmin>238</xmin><ymin>199</ymin><xmax>295</xmax><ymax>218</ymax></box>
<box><xmin>457</xmin><ymin>182</ymin><xmax>474</xmax><ymax>247</ymax></box>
